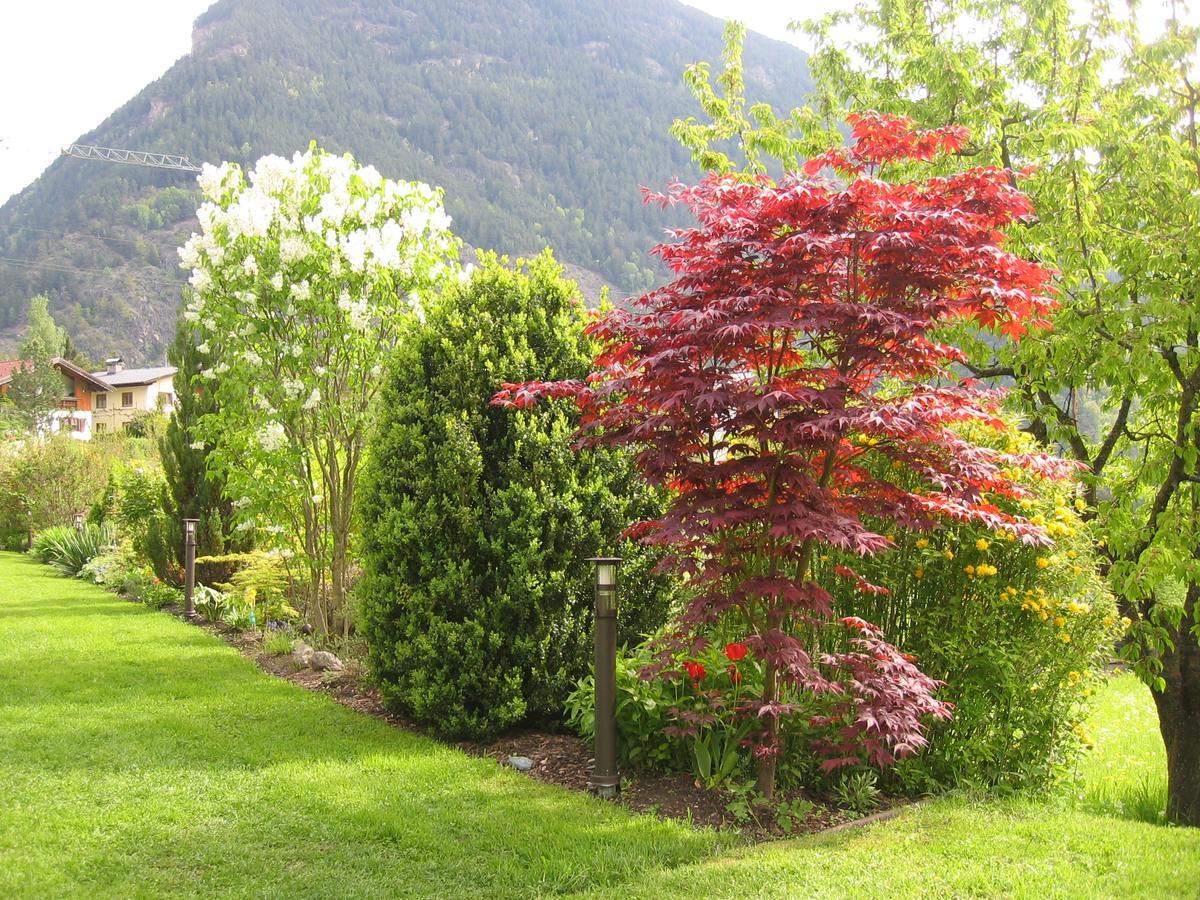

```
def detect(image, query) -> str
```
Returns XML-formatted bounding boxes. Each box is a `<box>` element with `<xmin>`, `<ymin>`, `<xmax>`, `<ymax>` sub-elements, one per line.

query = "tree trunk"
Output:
<box><xmin>755</xmin><ymin>660</ymin><xmax>779</xmax><ymax>801</ymax></box>
<box><xmin>1153</xmin><ymin>582</ymin><xmax>1200</xmax><ymax>827</ymax></box>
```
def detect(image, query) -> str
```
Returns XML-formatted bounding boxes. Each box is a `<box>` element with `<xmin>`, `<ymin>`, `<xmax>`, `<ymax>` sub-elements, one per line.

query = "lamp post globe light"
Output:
<box><xmin>587</xmin><ymin>556</ymin><xmax>621</xmax><ymax>798</ymax></box>
<box><xmin>183</xmin><ymin>518</ymin><xmax>199</xmax><ymax>619</ymax></box>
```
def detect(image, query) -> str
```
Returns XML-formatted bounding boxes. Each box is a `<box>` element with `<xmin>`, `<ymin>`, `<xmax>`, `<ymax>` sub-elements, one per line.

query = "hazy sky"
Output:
<box><xmin>0</xmin><ymin>1</ymin><xmax>1190</xmax><ymax>205</ymax></box>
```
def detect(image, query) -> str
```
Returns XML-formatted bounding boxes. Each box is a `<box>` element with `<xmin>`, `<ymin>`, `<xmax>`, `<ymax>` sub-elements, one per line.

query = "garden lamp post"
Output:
<box><xmin>183</xmin><ymin>518</ymin><xmax>199</xmax><ymax>619</ymax></box>
<box><xmin>72</xmin><ymin>512</ymin><xmax>84</xmax><ymax>532</ymax></box>
<box><xmin>587</xmin><ymin>556</ymin><xmax>621</xmax><ymax>798</ymax></box>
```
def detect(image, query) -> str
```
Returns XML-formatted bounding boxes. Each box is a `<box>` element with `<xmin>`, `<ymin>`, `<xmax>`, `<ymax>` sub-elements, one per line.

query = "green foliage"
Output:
<box><xmin>31</xmin><ymin>523</ymin><xmax>117</xmax><ymax>576</ymax></box>
<box><xmin>831</xmin><ymin>770</ymin><xmax>882</xmax><ymax>816</ymax></box>
<box><xmin>156</xmin><ymin>313</ymin><xmax>246</xmax><ymax>585</ymax></box>
<box><xmin>77</xmin><ymin>540</ymin><xmax>144</xmax><ymax>589</ymax></box>
<box><xmin>6</xmin><ymin>297</ymin><xmax>70</xmax><ymax>431</ymax></box>
<box><xmin>358</xmin><ymin>252</ymin><xmax>671</xmax><ymax>740</ymax></box>
<box><xmin>264</xmin><ymin>629</ymin><xmax>296</xmax><ymax>656</ymax></box>
<box><xmin>0</xmin><ymin>435</ymin><xmax>127</xmax><ymax>539</ymax></box>
<box><xmin>0</xmin><ymin>0</ymin><xmax>810</xmax><ymax>363</ymax></box>
<box><xmin>826</xmin><ymin>423</ymin><xmax>1118</xmax><ymax>792</ymax></box>
<box><xmin>565</xmin><ymin>641</ymin><xmax>680</xmax><ymax>772</ymax></box>
<box><xmin>195</xmin><ymin>551</ymin><xmax>298</xmax><ymax>626</ymax></box>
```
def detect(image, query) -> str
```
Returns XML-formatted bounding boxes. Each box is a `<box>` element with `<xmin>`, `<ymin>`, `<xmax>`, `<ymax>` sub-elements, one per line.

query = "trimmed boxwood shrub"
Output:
<box><xmin>357</xmin><ymin>251</ymin><xmax>671</xmax><ymax>741</ymax></box>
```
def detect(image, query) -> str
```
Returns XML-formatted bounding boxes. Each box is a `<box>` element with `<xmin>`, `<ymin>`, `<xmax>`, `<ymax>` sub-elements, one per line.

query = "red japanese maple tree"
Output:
<box><xmin>495</xmin><ymin>114</ymin><xmax>1075</xmax><ymax>798</ymax></box>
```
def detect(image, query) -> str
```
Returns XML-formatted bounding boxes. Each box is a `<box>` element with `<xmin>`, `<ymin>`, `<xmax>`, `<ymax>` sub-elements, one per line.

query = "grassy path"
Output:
<box><xmin>2</xmin><ymin>552</ymin><xmax>1197</xmax><ymax>898</ymax></box>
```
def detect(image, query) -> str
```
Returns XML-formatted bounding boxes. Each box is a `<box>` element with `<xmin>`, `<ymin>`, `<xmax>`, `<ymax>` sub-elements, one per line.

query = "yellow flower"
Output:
<box><xmin>943</xmin><ymin>549</ymin><xmax>955</xmax><ymax>560</ymax></box>
<box><xmin>820</xmin><ymin>554</ymin><xmax>830</xmax><ymax>562</ymax></box>
<box><xmin>1067</xmin><ymin>550</ymin><xmax>1077</xmax><ymax>559</ymax></box>
<box><xmin>1074</xmin><ymin>497</ymin><xmax>1087</xmax><ymax>512</ymax></box>
<box><xmin>1036</xmin><ymin>557</ymin><xmax>1050</xmax><ymax>569</ymax></box>
<box><xmin>1039</xmin><ymin>610</ymin><xmax>1049</xmax><ymax>621</ymax></box>
<box><xmin>1102</xmin><ymin>614</ymin><xmax>1115</xmax><ymax>627</ymax></box>
<box><xmin>1019</xmin><ymin>498</ymin><xmax>1034</xmax><ymax>510</ymax></box>
<box><xmin>914</xmin><ymin>567</ymin><xmax>924</xmax><ymax>579</ymax></box>
<box><xmin>1120</xmin><ymin>616</ymin><xmax>1133</xmax><ymax>628</ymax></box>
<box><xmin>916</xmin><ymin>538</ymin><xmax>929</xmax><ymax>549</ymax></box>
<box><xmin>1067</xmin><ymin>671</ymin><xmax>1082</xmax><ymax>685</ymax></box>
<box><xmin>975</xmin><ymin>538</ymin><xmax>989</xmax><ymax>552</ymax></box>
<box><xmin>1054</xmin><ymin>616</ymin><xmax>1066</xmax><ymax>627</ymax></box>
<box><xmin>1005</xmin><ymin>531</ymin><xmax>1017</xmax><ymax>541</ymax></box>
<box><xmin>1067</xmin><ymin>601</ymin><xmax>1090</xmax><ymax>615</ymax></box>
<box><xmin>965</xmin><ymin>565</ymin><xmax>976</xmax><ymax>577</ymax></box>
<box><xmin>1030</xmin><ymin>514</ymin><xmax>1046</xmax><ymax>526</ymax></box>
<box><xmin>891</xmin><ymin>459</ymin><xmax>903</xmax><ymax>470</ymax></box>
<box><xmin>1059</xmin><ymin>632</ymin><xmax>1072</xmax><ymax>643</ymax></box>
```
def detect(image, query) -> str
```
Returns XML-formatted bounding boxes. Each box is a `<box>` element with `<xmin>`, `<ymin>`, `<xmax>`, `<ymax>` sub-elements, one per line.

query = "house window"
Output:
<box><xmin>95</xmin><ymin>394</ymin><xmax>107</xmax><ymax>410</ymax></box>
<box><xmin>71</xmin><ymin>418</ymin><xmax>84</xmax><ymax>433</ymax></box>
<box><xmin>95</xmin><ymin>422</ymin><xmax>107</xmax><ymax>434</ymax></box>
<box><xmin>121</xmin><ymin>392</ymin><xmax>134</xmax><ymax>408</ymax></box>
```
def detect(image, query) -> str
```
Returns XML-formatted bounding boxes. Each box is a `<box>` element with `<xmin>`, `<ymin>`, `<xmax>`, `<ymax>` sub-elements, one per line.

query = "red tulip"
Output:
<box><xmin>724</xmin><ymin>642</ymin><xmax>749</xmax><ymax>662</ymax></box>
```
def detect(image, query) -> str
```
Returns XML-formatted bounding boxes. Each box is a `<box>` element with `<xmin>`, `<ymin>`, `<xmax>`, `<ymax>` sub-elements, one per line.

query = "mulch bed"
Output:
<box><xmin>166</xmin><ymin>603</ymin><xmax>904</xmax><ymax>842</ymax></box>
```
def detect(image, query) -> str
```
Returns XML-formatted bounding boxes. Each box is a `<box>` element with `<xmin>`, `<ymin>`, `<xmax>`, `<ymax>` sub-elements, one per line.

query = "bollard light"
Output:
<box><xmin>587</xmin><ymin>556</ymin><xmax>622</xmax><ymax>798</ymax></box>
<box><xmin>183</xmin><ymin>518</ymin><xmax>199</xmax><ymax>619</ymax></box>
<box><xmin>72</xmin><ymin>512</ymin><xmax>84</xmax><ymax>532</ymax></box>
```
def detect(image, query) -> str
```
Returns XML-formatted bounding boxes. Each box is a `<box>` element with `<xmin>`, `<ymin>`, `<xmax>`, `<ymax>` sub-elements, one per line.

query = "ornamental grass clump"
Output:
<box><xmin>32</xmin><ymin>523</ymin><xmax>117</xmax><ymax>577</ymax></box>
<box><xmin>496</xmin><ymin>114</ymin><xmax>1077</xmax><ymax>799</ymax></box>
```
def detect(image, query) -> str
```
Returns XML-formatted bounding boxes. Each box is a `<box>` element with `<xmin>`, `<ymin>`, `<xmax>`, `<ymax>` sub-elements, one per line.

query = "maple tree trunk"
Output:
<box><xmin>1153</xmin><ymin>582</ymin><xmax>1200</xmax><ymax>827</ymax></box>
<box><xmin>755</xmin><ymin>660</ymin><xmax>779</xmax><ymax>801</ymax></box>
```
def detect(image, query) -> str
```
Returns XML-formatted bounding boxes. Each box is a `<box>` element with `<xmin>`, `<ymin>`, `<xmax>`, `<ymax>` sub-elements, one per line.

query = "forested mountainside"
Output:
<box><xmin>0</xmin><ymin>0</ymin><xmax>810</xmax><ymax>362</ymax></box>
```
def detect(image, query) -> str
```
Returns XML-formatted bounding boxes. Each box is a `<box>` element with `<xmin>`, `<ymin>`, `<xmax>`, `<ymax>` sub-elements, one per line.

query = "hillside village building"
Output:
<box><xmin>0</xmin><ymin>356</ymin><xmax>176</xmax><ymax>439</ymax></box>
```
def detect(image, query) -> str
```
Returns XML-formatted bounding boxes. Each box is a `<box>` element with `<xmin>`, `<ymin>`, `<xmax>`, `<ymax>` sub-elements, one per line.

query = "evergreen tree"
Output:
<box><xmin>357</xmin><ymin>252</ymin><xmax>671</xmax><ymax>740</ymax></box>
<box><xmin>152</xmin><ymin>312</ymin><xmax>244</xmax><ymax>582</ymax></box>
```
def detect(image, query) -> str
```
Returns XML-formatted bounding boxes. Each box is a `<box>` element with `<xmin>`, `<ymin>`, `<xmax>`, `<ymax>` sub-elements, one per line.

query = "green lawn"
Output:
<box><xmin>1</xmin><ymin>552</ymin><xmax>1196</xmax><ymax>898</ymax></box>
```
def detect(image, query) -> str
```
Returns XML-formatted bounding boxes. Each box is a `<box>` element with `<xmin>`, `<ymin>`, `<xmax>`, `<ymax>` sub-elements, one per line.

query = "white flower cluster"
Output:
<box><xmin>178</xmin><ymin>147</ymin><xmax>457</xmax><ymax>352</ymax></box>
<box><xmin>256</xmin><ymin>422</ymin><xmax>287</xmax><ymax>453</ymax></box>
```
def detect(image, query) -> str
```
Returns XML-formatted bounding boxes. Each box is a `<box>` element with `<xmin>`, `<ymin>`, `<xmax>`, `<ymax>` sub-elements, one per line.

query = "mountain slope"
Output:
<box><xmin>0</xmin><ymin>0</ymin><xmax>810</xmax><ymax>362</ymax></box>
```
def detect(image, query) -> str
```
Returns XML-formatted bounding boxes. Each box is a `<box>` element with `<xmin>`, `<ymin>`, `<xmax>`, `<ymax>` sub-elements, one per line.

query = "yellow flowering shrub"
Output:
<box><xmin>821</xmin><ymin>419</ymin><xmax>1119</xmax><ymax>791</ymax></box>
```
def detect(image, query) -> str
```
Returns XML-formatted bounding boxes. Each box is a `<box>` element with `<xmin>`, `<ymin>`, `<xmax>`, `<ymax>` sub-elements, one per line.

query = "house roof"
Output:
<box><xmin>87</xmin><ymin>365</ymin><xmax>176</xmax><ymax>388</ymax></box>
<box><xmin>1</xmin><ymin>358</ymin><xmax>175</xmax><ymax>391</ymax></box>
<box><xmin>54</xmin><ymin>358</ymin><xmax>111</xmax><ymax>393</ymax></box>
<box><xmin>0</xmin><ymin>360</ymin><xmax>22</xmax><ymax>386</ymax></box>
<box><xmin>0</xmin><ymin>357</ymin><xmax>109</xmax><ymax>391</ymax></box>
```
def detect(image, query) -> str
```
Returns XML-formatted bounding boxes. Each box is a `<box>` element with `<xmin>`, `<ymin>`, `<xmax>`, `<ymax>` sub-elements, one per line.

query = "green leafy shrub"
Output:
<box><xmin>825</xmin><ymin>422</ymin><xmax>1120</xmax><ymax>792</ymax></box>
<box><xmin>358</xmin><ymin>252</ymin><xmax>672</xmax><ymax>741</ymax></box>
<box><xmin>565</xmin><ymin>640</ymin><xmax>681</xmax><ymax>772</ymax></box>
<box><xmin>78</xmin><ymin>541</ymin><xmax>143</xmax><ymax>587</ymax></box>
<box><xmin>31</xmin><ymin>523</ymin><xmax>117</xmax><ymax>576</ymax></box>
<box><xmin>194</xmin><ymin>584</ymin><xmax>234</xmax><ymax>624</ymax></box>
<box><xmin>0</xmin><ymin>436</ymin><xmax>118</xmax><ymax>538</ymax></box>
<box><xmin>832</xmin><ymin>770</ymin><xmax>882</xmax><ymax>815</ymax></box>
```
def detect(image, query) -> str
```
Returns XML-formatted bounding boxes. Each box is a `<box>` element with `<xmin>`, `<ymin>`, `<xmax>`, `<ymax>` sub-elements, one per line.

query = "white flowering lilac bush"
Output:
<box><xmin>179</xmin><ymin>146</ymin><xmax>459</xmax><ymax>631</ymax></box>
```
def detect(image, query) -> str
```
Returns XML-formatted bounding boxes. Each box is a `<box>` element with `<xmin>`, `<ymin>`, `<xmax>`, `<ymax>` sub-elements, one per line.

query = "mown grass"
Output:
<box><xmin>2</xmin><ymin>552</ymin><xmax>1197</xmax><ymax>898</ymax></box>
<box><xmin>1075</xmin><ymin>671</ymin><xmax>1169</xmax><ymax>824</ymax></box>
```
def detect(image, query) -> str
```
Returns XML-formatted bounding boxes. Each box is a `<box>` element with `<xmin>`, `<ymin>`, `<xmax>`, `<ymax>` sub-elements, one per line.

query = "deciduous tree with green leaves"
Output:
<box><xmin>672</xmin><ymin>2</ymin><xmax>1200</xmax><ymax>825</ymax></box>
